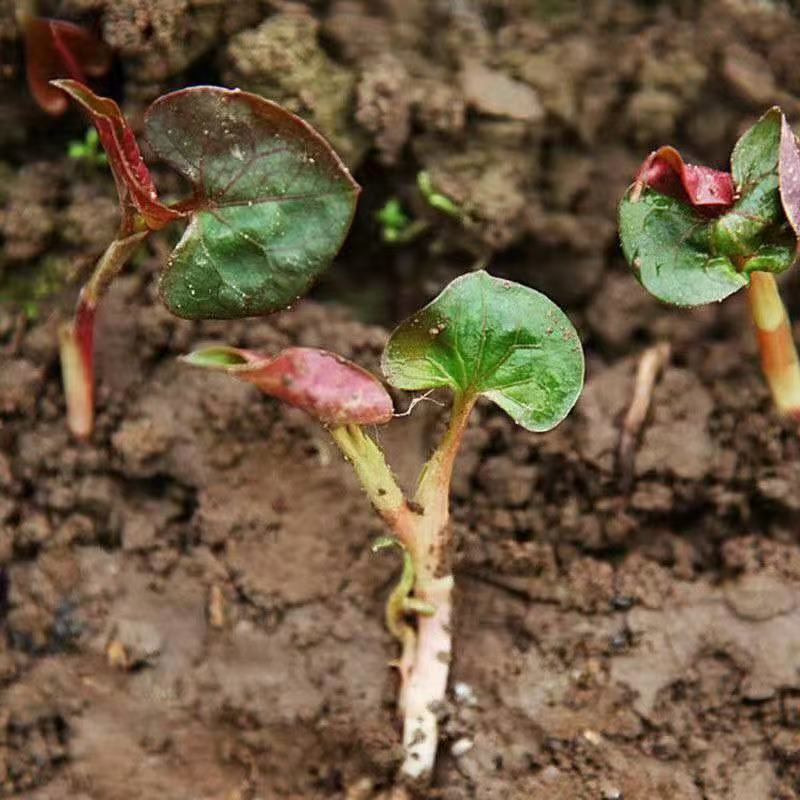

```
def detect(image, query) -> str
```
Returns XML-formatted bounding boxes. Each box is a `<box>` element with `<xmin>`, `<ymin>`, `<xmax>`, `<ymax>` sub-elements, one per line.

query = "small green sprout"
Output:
<box><xmin>375</xmin><ymin>197</ymin><xmax>429</xmax><ymax>244</ymax></box>
<box><xmin>376</xmin><ymin>198</ymin><xmax>410</xmax><ymax>235</ymax></box>
<box><xmin>374</xmin><ymin>174</ymin><xmax>464</xmax><ymax>247</ymax></box>
<box><xmin>67</xmin><ymin>127</ymin><xmax>108</xmax><ymax>167</ymax></box>
<box><xmin>417</xmin><ymin>170</ymin><xmax>463</xmax><ymax>218</ymax></box>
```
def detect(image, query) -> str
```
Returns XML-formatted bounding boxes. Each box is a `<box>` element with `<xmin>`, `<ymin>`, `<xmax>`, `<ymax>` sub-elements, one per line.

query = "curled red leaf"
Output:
<box><xmin>779</xmin><ymin>115</ymin><xmax>800</xmax><ymax>242</ymax></box>
<box><xmin>52</xmin><ymin>80</ymin><xmax>183</xmax><ymax>232</ymax></box>
<box><xmin>182</xmin><ymin>346</ymin><xmax>394</xmax><ymax>426</ymax></box>
<box><xmin>634</xmin><ymin>145</ymin><xmax>734</xmax><ymax>216</ymax></box>
<box><xmin>23</xmin><ymin>17</ymin><xmax>111</xmax><ymax>115</ymax></box>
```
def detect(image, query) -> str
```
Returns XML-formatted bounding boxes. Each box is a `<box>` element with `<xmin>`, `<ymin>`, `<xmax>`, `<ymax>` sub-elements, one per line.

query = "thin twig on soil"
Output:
<box><xmin>616</xmin><ymin>342</ymin><xmax>671</xmax><ymax>493</ymax></box>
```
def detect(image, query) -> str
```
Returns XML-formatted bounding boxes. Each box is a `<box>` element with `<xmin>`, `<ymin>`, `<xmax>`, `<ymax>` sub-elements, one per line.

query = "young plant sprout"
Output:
<box><xmin>67</xmin><ymin>127</ymin><xmax>108</xmax><ymax>167</ymax></box>
<box><xmin>417</xmin><ymin>170</ymin><xmax>463</xmax><ymax>220</ymax></box>
<box><xmin>50</xmin><ymin>80</ymin><xmax>359</xmax><ymax>438</ymax></box>
<box><xmin>619</xmin><ymin>108</ymin><xmax>800</xmax><ymax>419</ymax></box>
<box><xmin>375</xmin><ymin>197</ymin><xmax>428</xmax><ymax>244</ymax></box>
<box><xmin>183</xmin><ymin>270</ymin><xmax>584</xmax><ymax>781</ymax></box>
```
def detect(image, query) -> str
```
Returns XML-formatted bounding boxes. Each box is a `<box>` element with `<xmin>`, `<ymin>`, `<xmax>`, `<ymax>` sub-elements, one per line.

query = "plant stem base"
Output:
<box><xmin>400</xmin><ymin>575</ymin><xmax>453</xmax><ymax>781</ymax></box>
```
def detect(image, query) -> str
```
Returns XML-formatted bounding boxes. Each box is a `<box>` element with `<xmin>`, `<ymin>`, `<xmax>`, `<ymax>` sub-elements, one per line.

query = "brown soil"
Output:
<box><xmin>4</xmin><ymin>1</ymin><xmax>800</xmax><ymax>798</ymax></box>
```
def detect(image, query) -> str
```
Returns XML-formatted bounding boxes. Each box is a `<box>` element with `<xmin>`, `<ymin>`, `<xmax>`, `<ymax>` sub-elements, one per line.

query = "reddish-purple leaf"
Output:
<box><xmin>51</xmin><ymin>80</ymin><xmax>183</xmax><ymax>232</ymax></box>
<box><xmin>23</xmin><ymin>17</ymin><xmax>111</xmax><ymax>116</ymax></box>
<box><xmin>142</xmin><ymin>86</ymin><xmax>360</xmax><ymax>319</ymax></box>
<box><xmin>634</xmin><ymin>145</ymin><xmax>734</xmax><ymax>216</ymax></box>
<box><xmin>780</xmin><ymin>115</ymin><xmax>800</xmax><ymax>242</ymax></box>
<box><xmin>182</xmin><ymin>346</ymin><xmax>394</xmax><ymax>426</ymax></box>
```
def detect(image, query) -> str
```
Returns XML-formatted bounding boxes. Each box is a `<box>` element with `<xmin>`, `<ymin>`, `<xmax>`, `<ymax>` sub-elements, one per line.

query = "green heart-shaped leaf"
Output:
<box><xmin>144</xmin><ymin>87</ymin><xmax>360</xmax><ymax>319</ymax></box>
<box><xmin>381</xmin><ymin>271</ymin><xmax>584</xmax><ymax>432</ymax></box>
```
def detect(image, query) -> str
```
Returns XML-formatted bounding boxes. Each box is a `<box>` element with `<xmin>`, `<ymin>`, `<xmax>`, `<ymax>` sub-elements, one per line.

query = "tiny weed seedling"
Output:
<box><xmin>417</xmin><ymin>170</ymin><xmax>463</xmax><ymax>219</ymax></box>
<box><xmin>375</xmin><ymin>172</ymin><xmax>464</xmax><ymax>246</ymax></box>
<box><xmin>67</xmin><ymin>127</ymin><xmax>107</xmax><ymax>167</ymax></box>
<box><xmin>51</xmin><ymin>80</ymin><xmax>359</xmax><ymax>438</ymax></box>
<box><xmin>375</xmin><ymin>197</ymin><xmax>428</xmax><ymax>244</ymax></box>
<box><xmin>183</xmin><ymin>270</ymin><xmax>584</xmax><ymax>781</ymax></box>
<box><xmin>619</xmin><ymin>109</ymin><xmax>800</xmax><ymax>419</ymax></box>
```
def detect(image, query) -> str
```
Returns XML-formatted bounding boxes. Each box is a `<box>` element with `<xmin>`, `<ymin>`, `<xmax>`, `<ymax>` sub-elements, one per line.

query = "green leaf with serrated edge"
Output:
<box><xmin>381</xmin><ymin>271</ymin><xmax>584</xmax><ymax>432</ymax></box>
<box><xmin>620</xmin><ymin>189</ymin><xmax>748</xmax><ymax>306</ymax></box>
<box><xmin>143</xmin><ymin>87</ymin><xmax>360</xmax><ymax>319</ymax></box>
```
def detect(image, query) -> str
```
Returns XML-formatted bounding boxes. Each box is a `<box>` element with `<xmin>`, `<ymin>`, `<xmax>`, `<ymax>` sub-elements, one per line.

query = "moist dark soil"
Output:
<box><xmin>4</xmin><ymin>1</ymin><xmax>800</xmax><ymax>798</ymax></box>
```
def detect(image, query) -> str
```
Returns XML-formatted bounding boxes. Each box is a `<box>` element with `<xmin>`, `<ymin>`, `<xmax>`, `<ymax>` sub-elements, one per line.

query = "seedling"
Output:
<box><xmin>619</xmin><ymin>109</ymin><xmax>800</xmax><ymax>419</ymax></box>
<box><xmin>183</xmin><ymin>270</ymin><xmax>584</xmax><ymax>782</ymax></box>
<box><xmin>417</xmin><ymin>170</ymin><xmax>463</xmax><ymax>219</ymax></box>
<box><xmin>67</xmin><ymin>127</ymin><xmax>107</xmax><ymax>167</ymax></box>
<box><xmin>16</xmin><ymin>1</ymin><xmax>112</xmax><ymax>115</ymax></box>
<box><xmin>375</xmin><ymin>197</ymin><xmax>428</xmax><ymax>244</ymax></box>
<box><xmin>50</xmin><ymin>80</ymin><xmax>359</xmax><ymax>437</ymax></box>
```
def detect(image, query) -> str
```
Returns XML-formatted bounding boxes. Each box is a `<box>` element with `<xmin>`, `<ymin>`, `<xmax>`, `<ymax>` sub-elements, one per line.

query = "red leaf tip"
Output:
<box><xmin>183</xmin><ymin>345</ymin><xmax>394</xmax><ymax>427</ymax></box>
<box><xmin>634</xmin><ymin>145</ymin><xmax>734</xmax><ymax>216</ymax></box>
<box><xmin>53</xmin><ymin>80</ymin><xmax>182</xmax><ymax>231</ymax></box>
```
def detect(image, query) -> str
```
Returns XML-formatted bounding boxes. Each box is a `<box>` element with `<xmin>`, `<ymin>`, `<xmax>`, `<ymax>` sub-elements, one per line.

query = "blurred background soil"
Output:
<box><xmin>3</xmin><ymin>1</ymin><xmax>800</xmax><ymax>798</ymax></box>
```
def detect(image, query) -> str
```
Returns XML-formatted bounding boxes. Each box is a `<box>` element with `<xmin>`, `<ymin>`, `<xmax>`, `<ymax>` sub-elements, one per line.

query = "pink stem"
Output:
<box><xmin>58</xmin><ymin>231</ymin><xmax>148</xmax><ymax>439</ymax></box>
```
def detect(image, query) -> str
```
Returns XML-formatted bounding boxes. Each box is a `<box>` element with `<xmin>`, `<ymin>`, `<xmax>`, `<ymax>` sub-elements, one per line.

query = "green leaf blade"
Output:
<box><xmin>144</xmin><ymin>86</ymin><xmax>360</xmax><ymax>320</ymax></box>
<box><xmin>731</xmin><ymin>107</ymin><xmax>782</xmax><ymax>191</ymax></box>
<box><xmin>382</xmin><ymin>271</ymin><xmax>584</xmax><ymax>432</ymax></box>
<box><xmin>619</xmin><ymin>189</ymin><xmax>748</xmax><ymax>306</ymax></box>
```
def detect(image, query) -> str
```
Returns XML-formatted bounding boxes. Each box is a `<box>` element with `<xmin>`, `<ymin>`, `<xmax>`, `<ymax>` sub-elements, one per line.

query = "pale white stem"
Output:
<box><xmin>59</xmin><ymin>320</ymin><xmax>93</xmax><ymax>439</ymax></box>
<box><xmin>400</xmin><ymin>575</ymin><xmax>453</xmax><ymax>780</ymax></box>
